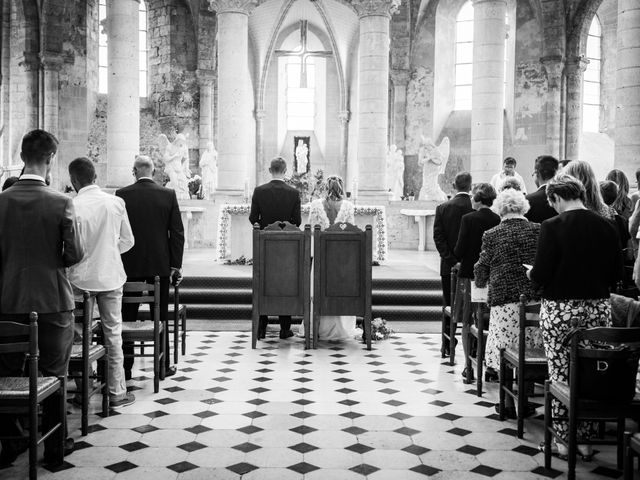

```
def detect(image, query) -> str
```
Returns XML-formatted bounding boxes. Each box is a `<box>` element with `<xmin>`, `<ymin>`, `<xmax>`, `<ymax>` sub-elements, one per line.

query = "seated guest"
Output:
<box><xmin>525</xmin><ymin>155</ymin><xmax>559</xmax><ymax>224</ymax></box>
<box><xmin>563</xmin><ymin>160</ymin><xmax>615</xmax><ymax>219</ymax></box>
<box><xmin>454</xmin><ymin>183</ymin><xmax>500</xmax><ymax>379</ymax></box>
<box><xmin>67</xmin><ymin>157</ymin><xmax>136</xmax><ymax>408</ymax></box>
<box><xmin>606</xmin><ymin>169</ymin><xmax>633</xmax><ymax>220</ymax></box>
<box><xmin>474</xmin><ymin>189</ymin><xmax>541</xmax><ymax>416</ymax></box>
<box><xmin>529</xmin><ymin>174</ymin><xmax>622</xmax><ymax>459</ymax></box>
<box><xmin>1</xmin><ymin>176</ymin><xmax>18</xmax><ymax>191</ymax></box>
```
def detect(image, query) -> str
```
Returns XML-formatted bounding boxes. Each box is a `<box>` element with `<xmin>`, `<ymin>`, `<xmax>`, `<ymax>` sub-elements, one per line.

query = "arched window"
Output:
<box><xmin>286</xmin><ymin>56</ymin><xmax>315</xmax><ymax>131</ymax></box>
<box><xmin>97</xmin><ymin>0</ymin><xmax>148</xmax><ymax>97</ymax></box>
<box><xmin>583</xmin><ymin>15</ymin><xmax>601</xmax><ymax>133</ymax></box>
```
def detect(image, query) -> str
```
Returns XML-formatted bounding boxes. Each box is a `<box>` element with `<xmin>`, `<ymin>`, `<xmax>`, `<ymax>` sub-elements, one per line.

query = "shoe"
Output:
<box><xmin>0</xmin><ymin>439</ymin><xmax>28</xmax><ymax>469</ymax></box>
<box><xmin>539</xmin><ymin>441</ymin><xmax>568</xmax><ymax>460</ymax></box>
<box><xmin>257</xmin><ymin>318</ymin><xmax>267</xmax><ymax>339</ymax></box>
<box><xmin>279</xmin><ymin>329</ymin><xmax>294</xmax><ymax>339</ymax></box>
<box><xmin>109</xmin><ymin>392</ymin><xmax>136</xmax><ymax>409</ymax></box>
<box><xmin>164</xmin><ymin>366</ymin><xmax>177</xmax><ymax>377</ymax></box>
<box><xmin>484</xmin><ymin>369</ymin><xmax>499</xmax><ymax>383</ymax></box>
<box><xmin>43</xmin><ymin>438</ymin><xmax>74</xmax><ymax>467</ymax></box>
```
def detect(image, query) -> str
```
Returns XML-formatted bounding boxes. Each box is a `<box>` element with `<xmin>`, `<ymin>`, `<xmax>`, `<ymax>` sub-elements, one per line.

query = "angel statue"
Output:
<box><xmin>199</xmin><ymin>141</ymin><xmax>218</xmax><ymax>200</ymax></box>
<box><xmin>418</xmin><ymin>136</ymin><xmax>450</xmax><ymax>202</ymax></box>
<box><xmin>159</xmin><ymin>133</ymin><xmax>191</xmax><ymax>200</ymax></box>
<box><xmin>386</xmin><ymin>145</ymin><xmax>405</xmax><ymax>200</ymax></box>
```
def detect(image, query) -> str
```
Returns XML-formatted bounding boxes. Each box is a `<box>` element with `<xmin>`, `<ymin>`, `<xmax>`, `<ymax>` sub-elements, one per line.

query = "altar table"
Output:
<box><xmin>400</xmin><ymin>209</ymin><xmax>436</xmax><ymax>251</ymax></box>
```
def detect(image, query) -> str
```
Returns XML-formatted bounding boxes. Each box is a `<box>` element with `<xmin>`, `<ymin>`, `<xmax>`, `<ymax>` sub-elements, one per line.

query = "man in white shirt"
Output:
<box><xmin>490</xmin><ymin>157</ymin><xmax>527</xmax><ymax>194</ymax></box>
<box><xmin>67</xmin><ymin>157</ymin><xmax>136</xmax><ymax>408</ymax></box>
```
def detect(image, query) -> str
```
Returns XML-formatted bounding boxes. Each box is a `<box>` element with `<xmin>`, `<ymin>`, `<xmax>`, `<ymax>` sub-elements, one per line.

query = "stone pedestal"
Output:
<box><xmin>353</xmin><ymin>0</ymin><xmax>399</xmax><ymax>199</ymax></box>
<box><xmin>470</xmin><ymin>0</ymin><xmax>507</xmax><ymax>183</ymax></box>
<box><xmin>615</xmin><ymin>0</ymin><xmax>640</xmax><ymax>180</ymax></box>
<box><xmin>541</xmin><ymin>55</ymin><xmax>564</xmax><ymax>159</ymax></box>
<box><xmin>564</xmin><ymin>56</ymin><xmax>588</xmax><ymax>161</ymax></box>
<box><xmin>106</xmin><ymin>0</ymin><xmax>140</xmax><ymax>187</ymax></box>
<box><xmin>210</xmin><ymin>0</ymin><xmax>257</xmax><ymax>194</ymax></box>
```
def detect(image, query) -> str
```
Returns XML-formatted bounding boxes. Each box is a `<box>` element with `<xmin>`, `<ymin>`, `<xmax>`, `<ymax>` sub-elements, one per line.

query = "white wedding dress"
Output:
<box><xmin>299</xmin><ymin>198</ymin><xmax>358</xmax><ymax>341</ymax></box>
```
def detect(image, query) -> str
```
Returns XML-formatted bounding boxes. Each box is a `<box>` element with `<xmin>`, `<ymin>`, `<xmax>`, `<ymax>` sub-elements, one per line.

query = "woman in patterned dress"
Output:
<box><xmin>529</xmin><ymin>174</ymin><xmax>622</xmax><ymax>459</ymax></box>
<box><xmin>474</xmin><ymin>189</ymin><xmax>542</xmax><ymax>417</ymax></box>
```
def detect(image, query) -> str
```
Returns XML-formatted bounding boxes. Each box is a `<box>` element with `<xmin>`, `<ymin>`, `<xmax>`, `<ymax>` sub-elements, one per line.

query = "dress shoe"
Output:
<box><xmin>164</xmin><ymin>366</ymin><xmax>177</xmax><ymax>377</ymax></box>
<box><xmin>43</xmin><ymin>438</ymin><xmax>74</xmax><ymax>467</ymax></box>
<box><xmin>279</xmin><ymin>329</ymin><xmax>294</xmax><ymax>339</ymax></box>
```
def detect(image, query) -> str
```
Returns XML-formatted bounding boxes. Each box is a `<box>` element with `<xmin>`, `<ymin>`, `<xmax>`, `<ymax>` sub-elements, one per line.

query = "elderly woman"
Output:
<box><xmin>530</xmin><ymin>174</ymin><xmax>622</xmax><ymax>459</ymax></box>
<box><xmin>474</xmin><ymin>189</ymin><xmax>542</xmax><ymax>415</ymax></box>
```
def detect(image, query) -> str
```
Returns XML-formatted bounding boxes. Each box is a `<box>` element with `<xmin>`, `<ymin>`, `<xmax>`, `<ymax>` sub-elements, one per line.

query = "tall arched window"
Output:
<box><xmin>97</xmin><ymin>0</ymin><xmax>148</xmax><ymax>97</ymax></box>
<box><xmin>583</xmin><ymin>15</ymin><xmax>601</xmax><ymax>133</ymax></box>
<box><xmin>286</xmin><ymin>56</ymin><xmax>315</xmax><ymax>131</ymax></box>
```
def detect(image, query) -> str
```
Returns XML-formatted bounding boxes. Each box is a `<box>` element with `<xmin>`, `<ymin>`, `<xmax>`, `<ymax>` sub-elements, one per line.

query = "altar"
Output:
<box><xmin>216</xmin><ymin>204</ymin><xmax>388</xmax><ymax>261</ymax></box>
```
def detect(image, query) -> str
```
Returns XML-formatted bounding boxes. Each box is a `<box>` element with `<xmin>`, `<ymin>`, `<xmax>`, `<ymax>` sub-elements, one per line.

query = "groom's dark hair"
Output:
<box><xmin>454</xmin><ymin>172</ymin><xmax>472</xmax><ymax>192</ymax></box>
<box><xmin>269</xmin><ymin>157</ymin><xmax>287</xmax><ymax>174</ymax></box>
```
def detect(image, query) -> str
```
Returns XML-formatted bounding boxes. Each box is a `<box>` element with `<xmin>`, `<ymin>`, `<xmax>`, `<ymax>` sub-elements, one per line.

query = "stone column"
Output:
<box><xmin>390</xmin><ymin>69</ymin><xmax>409</xmax><ymax>150</ymax></box>
<box><xmin>615</xmin><ymin>0</ymin><xmax>640</xmax><ymax>180</ymax></box>
<box><xmin>40</xmin><ymin>53</ymin><xmax>63</xmax><ymax>137</ymax></box>
<box><xmin>197</xmin><ymin>69</ymin><xmax>215</xmax><ymax>152</ymax></box>
<box><xmin>470</xmin><ymin>0</ymin><xmax>507</xmax><ymax>183</ymax></box>
<box><xmin>16</xmin><ymin>53</ymin><xmax>40</xmax><ymax>148</ymax></box>
<box><xmin>540</xmin><ymin>55</ymin><xmax>564</xmax><ymax>159</ymax></box>
<box><xmin>1</xmin><ymin>0</ymin><xmax>10</xmax><ymax>167</ymax></box>
<box><xmin>209</xmin><ymin>0</ymin><xmax>257</xmax><ymax>195</ymax></box>
<box><xmin>338</xmin><ymin>110</ymin><xmax>350</xmax><ymax>181</ymax></box>
<box><xmin>254</xmin><ymin>109</ymin><xmax>266</xmax><ymax>184</ymax></box>
<box><xmin>352</xmin><ymin>0</ymin><xmax>399</xmax><ymax>200</ymax></box>
<box><xmin>563</xmin><ymin>56</ymin><xmax>587</xmax><ymax>161</ymax></box>
<box><xmin>106</xmin><ymin>0</ymin><xmax>140</xmax><ymax>188</ymax></box>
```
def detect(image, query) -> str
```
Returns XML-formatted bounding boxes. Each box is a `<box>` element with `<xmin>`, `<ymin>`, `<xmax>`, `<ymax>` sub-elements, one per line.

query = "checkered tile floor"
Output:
<box><xmin>3</xmin><ymin>331</ymin><xmax>631</xmax><ymax>479</ymax></box>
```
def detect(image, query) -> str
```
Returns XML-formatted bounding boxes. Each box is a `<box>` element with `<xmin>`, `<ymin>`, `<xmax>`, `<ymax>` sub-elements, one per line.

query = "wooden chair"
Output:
<box><xmin>252</xmin><ymin>222</ymin><xmax>311</xmax><ymax>349</ymax></box>
<box><xmin>624</xmin><ymin>432</ymin><xmax>640</xmax><ymax>480</ymax></box>
<box><xmin>141</xmin><ymin>285</ymin><xmax>187</xmax><ymax>364</ymax></box>
<box><xmin>68</xmin><ymin>291</ymin><xmax>109</xmax><ymax>436</ymax></box>
<box><xmin>499</xmin><ymin>295</ymin><xmax>547</xmax><ymax>438</ymax></box>
<box><xmin>543</xmin><ymin>324</ymin><xmax>640</xmax><ymax>479</ymax></box>
<box><xmin>121</xmin><ymin>277</ymin><xmax>164</xmax><ymax>393</ymax></box>
<box><xmin>465</xmin><ymin>301</ymin><xmax>490</xmax><ymax>396</ymax></box>
<box><xmin>0</xmin><ymin>313</ymin><xmax>65</xmax><ymax>480</ymax></box>
<box><xmin>441</xmin><ymin>265</ymin><xmax>458</xmax><ymax>365</ymax></box>
<box><xmin>313</xmin><ymin>223</ymin><xmax>372</xmax><ymax>350</ymax></box>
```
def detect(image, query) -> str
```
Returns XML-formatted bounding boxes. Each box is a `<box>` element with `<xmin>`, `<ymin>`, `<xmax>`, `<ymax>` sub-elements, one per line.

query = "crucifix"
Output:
<box><xmin>275</xmin><ymin>20</ymin><xmax>332</xmax><ymax>88</ymax></box>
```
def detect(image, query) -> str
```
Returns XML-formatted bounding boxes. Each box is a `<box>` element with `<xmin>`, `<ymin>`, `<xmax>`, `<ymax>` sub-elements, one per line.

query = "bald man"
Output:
<box><xmin>116</xmin><ymin>155</ymin><xmax>185</xmax><ymax>379</ymax></box>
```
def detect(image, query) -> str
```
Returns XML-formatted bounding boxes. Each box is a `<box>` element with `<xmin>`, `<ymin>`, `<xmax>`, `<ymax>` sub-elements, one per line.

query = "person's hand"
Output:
<box><xmin>171</xmin><ymin>267</ymin><xmax>183</xmax><ymax>286</ymax></box>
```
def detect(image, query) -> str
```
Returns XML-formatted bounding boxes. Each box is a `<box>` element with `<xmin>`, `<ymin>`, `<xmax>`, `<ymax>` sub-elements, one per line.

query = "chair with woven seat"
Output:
<box><xmin>0</xmin><ymin>312</ymin><xmax>65</xmax><ymax>480</ymax></box>
<box><xmin>544</xmin><ymin>324</ymin><xmax>640</xmax><ymax>479</ymax></box>
<box><xmin>499</xmin><ymin>295</ymin><xmax>547</xmax><ymax>438</ymax></box>
<box><xmin>68</xmin><ymin>291</ymin><xmax>109</xmax><ymax>436</ymax></box>
<box><xmin>441</xmin><ymin>265</ymin><xmax>458</xmax><ymax>365</ymax></box>
<box><xmin>121</xmin><ymin>277</ymin><xmax>164</xmax><ymax>393</ymax></box>
<box><xmin>465</xmin><ymin>301</ymin><xmax>490</xmax><ymax>396</ymax></box>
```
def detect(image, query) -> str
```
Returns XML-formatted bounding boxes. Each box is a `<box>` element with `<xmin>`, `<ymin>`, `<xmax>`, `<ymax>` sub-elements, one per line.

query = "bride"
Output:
<box><xmin>300</xmin><ymin>175</ymin><xmax>358</xmax><ymax>341</ymax></box>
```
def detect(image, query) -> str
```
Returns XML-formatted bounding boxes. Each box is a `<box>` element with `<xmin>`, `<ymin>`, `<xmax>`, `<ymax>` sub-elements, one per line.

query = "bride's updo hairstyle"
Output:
<box><xmin>325</xmin><ymin>175</ymin><xmax>345</xmax><ymax>201</ymax></box>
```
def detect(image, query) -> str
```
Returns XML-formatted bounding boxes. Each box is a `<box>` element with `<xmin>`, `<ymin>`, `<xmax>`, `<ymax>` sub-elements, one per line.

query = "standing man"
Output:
<box><xmin>116</xmin><ymin>155</ymin><xmax>185</xmax><ymax>379</ymax></box>
<box><xmin>525</xmin><ymin>155</ymin><xmax>559</xmax><ymax>224</ymax></box>
<box><xmin>67</xmin><ymin>157</ymin><xmax>136</xmax><ymax>408</ymax></box>
<box><xmin>490</xmin><ymin>157</ymin><xmax>527</xmax><ymax>194</ymax></box>
<box><xmin>0</xmin><ymin>130</ymin><xmax>83</xmax><ymax>467</ymax></box>
<box><xmin>249</xmin><ymin>157</ymin><xmax>302</xmax><ymax>339</ymax></box>
<box><xmin>433</xmin><ymin>172</ymin><xmax>473</xmax><ymax>354</ymax></box>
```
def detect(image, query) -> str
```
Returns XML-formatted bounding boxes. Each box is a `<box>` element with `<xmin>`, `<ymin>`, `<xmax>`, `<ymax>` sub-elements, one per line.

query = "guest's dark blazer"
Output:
<box><xmin>525</xmin><ymin>185</ymin><xmax>557</xmax><ymax>224</ymax></box>
<box><xmin>116</xmin><ymin>178</ymin><xmax>185</xmax><ymax>277</ymax></box>
<box><xmin>249</xmin><ymin>179</ymin><xmax>301</xmax><ymax>230</ymax></box>
<box><xmin>433</xmin><ymin>193</ymin><xmax>473</xmax><ymax>276</ymax></box>
<box><xmin>530</xmin><ymin>209</ymin><xmax>622</xmax><ymax>300</ymax></box>
<box><xmin>454</xmin><ymin>208</ymin><xmax>500</xmax><ymax>279</ymax></box>
<box><xmin>0</xmin><ymin>179</ymin><xmax>84</xmax><ymax>314</ymax></box>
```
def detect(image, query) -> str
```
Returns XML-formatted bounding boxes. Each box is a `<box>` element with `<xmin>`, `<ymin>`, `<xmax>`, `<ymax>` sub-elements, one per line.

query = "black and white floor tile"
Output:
<box><xmin>3</xmin><ymin>331</ymin><xmax>630</xmax><ymax>479</ymax></box>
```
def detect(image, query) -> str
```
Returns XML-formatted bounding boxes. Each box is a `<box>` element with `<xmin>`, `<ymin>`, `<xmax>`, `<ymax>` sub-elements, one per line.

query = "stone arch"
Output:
<box><xmin>14</xmin><ymin>0</ymin><xmax>40</xmax><ymax>57</ymax></box>
<box><xmin>568</xmin><ymin>0</ymin><xmax>604</xmax><ymax>59</ymax></box>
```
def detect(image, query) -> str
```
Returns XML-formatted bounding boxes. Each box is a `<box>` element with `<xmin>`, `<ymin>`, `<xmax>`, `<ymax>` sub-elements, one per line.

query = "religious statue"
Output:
<box><xmin>418</xmin><ymin>136</ymin><xmax>450</xmax><ymax>202</ymax></box>
<box><xmin>386</xmin><ymin>145</ymin><xmax>404</xmax><ymax>201</ymax></box>
<box><xmin>199</xmin><ymin>141</ymin><xmax>218</xmax><ymax>200</ymax></box>
<box><xmin>159</xmin><ymin>133</ymin><xmax>191</xmax><ymax>200</ymax></box>
<box><xmin>295</xmin><ymin>139</ymin><xmax>309</xmax><ymax>174</ymax></box>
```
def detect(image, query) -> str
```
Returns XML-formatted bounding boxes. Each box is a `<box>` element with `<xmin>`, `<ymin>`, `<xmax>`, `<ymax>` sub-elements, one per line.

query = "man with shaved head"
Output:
<box><xmin>116</xmin><ymin>155</ymin><xmax>185</xmax><ymax>380</ymax></box>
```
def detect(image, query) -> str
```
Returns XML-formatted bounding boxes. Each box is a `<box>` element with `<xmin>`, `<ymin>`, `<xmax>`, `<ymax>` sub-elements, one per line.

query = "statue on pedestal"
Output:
<box><xmin>418</xmin><ymin>136</ymin><xmax>450</xmax><ymax>202</ymax></box>
<box><xmin>295</xmin><ymin>139</ymin><xmax>309</xmax><ymax>174</ymax></box>
<box><xmin>159</xmin><ymin>133</ymin><xmax>191</xmax><ymax>200</ymax></box>
<box><xmin>199</xmin><ymin>141</ymin><xmax>218</xmax><ymax>200</ymax></box>
<box><xmin>386</xmin><ymin>145</ymin><xmax>404</xmax><ymax>200</ymax></box>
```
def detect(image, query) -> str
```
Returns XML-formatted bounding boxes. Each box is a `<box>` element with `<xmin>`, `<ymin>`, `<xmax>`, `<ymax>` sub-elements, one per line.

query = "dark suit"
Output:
<box><xmin>525</xmin><ymin>185</ymin><xmax>557</xmax><ymax>224</ymax></box>
<box><xmin>433</xmin><ymin>193</ymin><xmax>473</xmax><ymax>305</ymax></box>
<box><xmin>454</xmin><ymin>208</ymin><xmax>501</xmax><ymax>279</ymax></box>
<box><xmin>0</xmin><ymin>178</ymin><xmax>84</xmax><ymax>456</ymax></box>
<box><xmin>116</xmin><ymin>179</ymin><xmax>185</xmax><ymax>373</ymax></box>
<box><xmin>249</xmin><ymin>179</ymin><xmax>302</xmax><ymax>333</ymax></box>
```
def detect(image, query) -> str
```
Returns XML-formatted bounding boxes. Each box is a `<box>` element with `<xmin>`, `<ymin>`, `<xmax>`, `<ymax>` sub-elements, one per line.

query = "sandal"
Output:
<box><xmin>538</xmin><ymin>441</ymin><xmax>568</xmax><ymax>460</ymax></box>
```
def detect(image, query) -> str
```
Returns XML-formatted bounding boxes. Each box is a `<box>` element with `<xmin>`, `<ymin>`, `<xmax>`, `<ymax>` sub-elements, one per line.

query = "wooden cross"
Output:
<box><xmin>275</xmin><ymin>20</ymin><xmax>332</xmax><ymax>88</ymax></box>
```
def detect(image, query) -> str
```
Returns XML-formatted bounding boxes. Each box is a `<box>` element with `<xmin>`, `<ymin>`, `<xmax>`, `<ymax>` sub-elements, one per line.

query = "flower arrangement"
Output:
<box><xmin>188</xmin><ymin>175</ymin><xmax>202</xmax><ymax>199</ymax></box>
<box><xmin>357</xmin><ymin>317</ymin><xmax>394</xmax><ymax>342</ymax></box>
<box><xmin>224</xmin><ymin>255</ymin><xmax>252</xmax><ymax>266</ymax></box>
<box><xmin>285</xmin><ymin>169</ymin><xmax>326</xmax><ymax>203</ymax></box>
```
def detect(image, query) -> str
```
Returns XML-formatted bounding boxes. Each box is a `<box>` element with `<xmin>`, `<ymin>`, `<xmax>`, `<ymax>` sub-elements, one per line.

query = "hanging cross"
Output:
<box><xmin>275</xmin><ymin>20</ymin><xmax>332</xmax><ymax>88</ymax></box>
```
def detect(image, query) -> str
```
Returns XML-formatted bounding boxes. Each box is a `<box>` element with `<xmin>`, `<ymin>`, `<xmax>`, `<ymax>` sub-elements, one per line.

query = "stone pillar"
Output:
<box><xmin>390</xmin><ymin>69</ymin><xmax>409</xmax><ymax>150</ymax></box>
<box><xmin>209</xmin><ymin>0</ymin><xmax>257</xmax><ymax>195</ymax></box>
<box><xmin>40</xmin><ymin>53</ymin><xmax>63</xmax><ymax>137</ymax></box>
<box><xmin>1</xmin><ymin>0</ymin><xmax>10</xmax><ymax>167</ymax></box>
<box><xmin>15</xmin><ymin>54</ymin><xmax>40</xmax><ymax>154</ymax></box>
<box><xmin>352</xmin><ymin>0</ymin><xmax>399</xmax><ymax>200</ymax></box>
<box><xmin>540</xmin><ymin>55</ymin><xmax>564</xmax><ymax>159</ymax></box>
<box><xmin>106</xmin><ymin>0</ymin><xmax>140</xmax><ymax>188</ymax></box>
<box><xmin>197</xmin><ymin>69</ymin><xmax>215</xmax><ymax>152</ymax></box>
<box><xmin>254</xmin><ymin>109</ymin><xmax>266</xmax><ymax>184</ymax></box>
<box><xmin>563</xmin><ymin>56</ymin><xmax>587</xmax><ymax>161</ymax></box>
<box><xmin>470</xmin><ymin>0</ymin><xmax>507</xmax><ymax>183</ymax></box>
<box><xmin>615</xmin><ymin>0</ymin><xmax>640</xmax><ymax>180</ymax></box>
<box><xmin>338</xmin><ymin>110</ymin><xmax>350</xmax><ymax>181</ymax></box>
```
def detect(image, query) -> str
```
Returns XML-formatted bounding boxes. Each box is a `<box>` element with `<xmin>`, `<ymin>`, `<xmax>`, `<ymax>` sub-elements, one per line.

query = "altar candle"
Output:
<box><xmin>352</xmin><ymin>180</ymin><xmax>358</xmax><ymax>201</ymax></box>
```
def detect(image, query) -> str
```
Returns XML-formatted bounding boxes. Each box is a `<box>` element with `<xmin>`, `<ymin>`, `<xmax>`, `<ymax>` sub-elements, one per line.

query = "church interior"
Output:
<box><xmin>1</xmin><ymin>0</ymin><xmax>640</xmax><ymax>478</ymax></box>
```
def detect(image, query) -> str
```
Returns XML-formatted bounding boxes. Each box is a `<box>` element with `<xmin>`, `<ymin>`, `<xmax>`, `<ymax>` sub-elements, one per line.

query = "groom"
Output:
<box><xmin>249</xmin><ymin>157</ymin><xmax>302</xmax><ymax>339</ymax></box>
